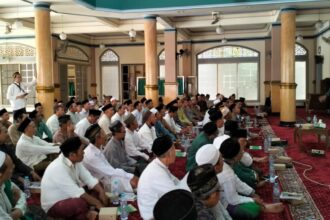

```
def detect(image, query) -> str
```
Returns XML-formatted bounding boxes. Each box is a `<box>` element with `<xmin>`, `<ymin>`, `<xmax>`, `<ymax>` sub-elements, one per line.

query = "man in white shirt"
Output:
<box><xmin>46</xmin><ymin>104</ymin><xmax>65</xmax><ymax>135</ymax></box>
<box><xmin>98</xmin><ymin>103</ymin><xmax>114</xmax><ymax>137</ymax></box>
<box><xmin>164</xmin><ymin>106</ymin><xmax>182</xmax><ymax>134</ymax></box>
<box><xmin>111</xmin><ymin>104</ymin><xmax>125</xmax><ymax>124</ymax></box>
<box><xmin>74</xmin><ymin>109</ymin><xmax>101</xmax><ymax>142</ymax></box>
<box><xmin>132</xmin><ymin>101</ymin><xmax>143</xmax><ymax>127</ymax></box>
<box><xmin>6</xmin><ymin>72</ymin><xmax>36</xmax><ymax>114</ymax></box>
<box><xmin>137</xmin><ymin>135</ymin><xmax>179</xmax><ymax>220</ymax></box>
<box><xmin>16</xmin><ymin>117</ymin><xmax>60</xmax><ymax>174</ymax></box>
<box><xmin>66</xmin><ymin>101</ymin><xmax>80</xmax><ymax>125</ymax></box>
<box><xmin>83</xmin><ymin>124</ymin><xmax>139</xmax><ymax>193</ymax></box>
<box><xmin>124</xmin><ymin>113</ymin><xmax>151</xmax><ymax>162</ymax></box>
<box><xmin>138</xmin><ymin>110</ymin><xmax>157</xmax><ymax>151</ymax></box>
<box><xmin>41</xmin><ymin>137</ymin><xmax>108</xmax><ymax>220</ymax></box>
<box><xmin>79</xmin><ymin>99</ymin><xmax>90</xmax><ymax>120</ymax></box>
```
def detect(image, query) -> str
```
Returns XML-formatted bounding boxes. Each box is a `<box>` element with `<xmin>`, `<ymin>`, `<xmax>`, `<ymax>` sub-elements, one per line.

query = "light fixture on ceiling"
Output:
<box><xmin>59</xmin><ymin>32</ymin><xmax>67</xmax><ymax>40</ymax></box>
<box><xmin>315</xmin><ymin>11</ymin><xmax>323</xmax><ymax>29</ymax></box>
<box><xmin>99</xmin><ymin>43</ymin><xmax>105</xmax><ymax>49</ymax></box>
<box><xmin>211</xmin><ymin>11</ymin><xmax>220</xmax><ymax>25</ymax></box>
<box><xmin>12</xmin><ymin>20</ymin><xmax>23</xmax><ymax>30</ymax></box>
<box><xmin>216</xmin><ymin>26</ymin><xmax>224</xmax><ymax>34</ymax></box>
<box><xmin>296</xmin><ymin>34</ymin><xmax>303</xmax><ymax>42</ymax></box>
<box><xmin>221</xmin><ymin>38</ymin><xmax>227</xmax><ymax>44</ymax></box>
<box><xmin>128</xmin><ymin>29</ymin><xmax>137</xmax><ymax>42</ymax></box>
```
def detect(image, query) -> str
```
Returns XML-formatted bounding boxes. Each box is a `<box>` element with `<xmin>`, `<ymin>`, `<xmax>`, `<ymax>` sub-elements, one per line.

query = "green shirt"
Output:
<box><xmin>232</xmin><ymin>162</ymin><xmax>257</xmax><ymax>189</ymax></box>
<box><xmin>36</xmin><ymin>121</ymin><xmax>53</xmax><ymax>141</ymax></box>
<box><xmin>186</xmin><ymin>132</ymin><xmax>212</xmax><ymax>172</ymax></box>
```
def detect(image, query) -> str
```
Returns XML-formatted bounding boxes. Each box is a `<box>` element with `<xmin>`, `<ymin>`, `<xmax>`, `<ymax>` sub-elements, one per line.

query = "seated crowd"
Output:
<box><xmin>0</xmin><ymin>91</ymin><xmax>284</xmax><ymax>220</ymax></box>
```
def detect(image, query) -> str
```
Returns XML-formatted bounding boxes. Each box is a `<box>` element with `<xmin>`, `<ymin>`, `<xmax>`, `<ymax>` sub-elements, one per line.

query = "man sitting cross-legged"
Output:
<box><xmin>137</xmin><ymin>135</ymin><xmax>180</xmax><ymax>220</ymax></box>
<box><xmin>83</xmin><ymin>124</ymin><xmax>139</xmax><ymax>193</ymax></box>
<box><xmin>41</xmin><ymin>137</ymin><xmax>108</xmax><ymax>220</ymax></box>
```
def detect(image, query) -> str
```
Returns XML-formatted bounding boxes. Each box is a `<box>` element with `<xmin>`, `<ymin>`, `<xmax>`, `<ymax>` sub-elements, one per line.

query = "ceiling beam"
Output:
<box><xmin>96</xmin><ymin>17</ymin><xmax>120</xmax><ymax>27</ymax></box>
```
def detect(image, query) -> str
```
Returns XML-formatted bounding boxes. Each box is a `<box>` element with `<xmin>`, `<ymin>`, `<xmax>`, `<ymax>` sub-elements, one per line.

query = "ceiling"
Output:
<box><xmin>0</xmin><ymin>0</ymin><xmax>329</xmax><ymax>42</ymax></box>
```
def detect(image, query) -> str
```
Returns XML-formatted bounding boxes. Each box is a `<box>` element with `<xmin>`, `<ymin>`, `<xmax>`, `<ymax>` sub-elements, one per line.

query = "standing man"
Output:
<box><xmin>6</xmin><ymin>72</ymin><xmax>36</xmax><ymax>114</ymax></box>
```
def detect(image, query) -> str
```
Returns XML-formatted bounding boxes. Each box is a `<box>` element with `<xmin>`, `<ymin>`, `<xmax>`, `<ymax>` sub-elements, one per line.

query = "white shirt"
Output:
<box><xmin>6</xmin><ymin>80</ymin><xmax>36</xmax><ymax>111</ymax></box>
<box><xmin>132</xmin><ymin>109</ymin><xmax>143</xmax><ymax>127</ymax></box>
<box><xmin>217</xmin><ymin>163</ymin><xmax>254</xmax><ymax>208</ymax></box>
<box><xmin>79</xmin><ymin>109</ymin><xmax>88</xmax><ymax>120</ymax></box>
<box><xmin>137</xmin><ymin>123</ymin><xmax>156</xmax><ymax>151</ymax></box>
<box><xmin>202</xmin><ymin>111</ymin><xmax>211</xmax><ymax>126</ymax></box>
<box><xmin>16</xmin><ymin>134</ymin><xmax>60</xmax><ymax>167</ymax></box>
<box><xmin>41</xmin><ymin>154</ymin><xmax>98</xmax><ymax>212</ymax></box>
<box><xmin>137</xmin><ymin>158</ymin><xmax>179</xmax><ymax>220</ymax></box>
<box><xmin>163</xmin><ymin>113</ymin><xmax>181</xmax><ymax>133</ymax></box>
<box><xmin>125</xmin><ymin>128</ymin><xmax>150</xmax><ymax>160</ymax></box>
<box><xmin>83</xmin><ymin>143</ymin><xmax>133</xmax><ymax>192</ymax></box>
<box><xmin>98</xmin><ymin>114</ymin><xmax>111</xmax><ymax>136</ymax></box>
<box><xmin>111</xmin><ymin>112</ymin><xmax>123</xmax><ymax>124</ymax></box>
<box><xmin>74</xmin><ymin>118</ymin><xmax>92</xmax><ymax>138</ymax></box>
<box><xmin>67</xmin><ymin>111</ymin><xmax>80</xmax><ymax>125</ymax></box>
<box><xmin>46</xmin><ymin>114</ymin><xmax>59</xmax><ymax>135</ymax></box>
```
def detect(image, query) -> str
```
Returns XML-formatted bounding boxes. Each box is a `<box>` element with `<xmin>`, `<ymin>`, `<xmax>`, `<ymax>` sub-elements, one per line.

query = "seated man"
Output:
<box><xmin>103</xmin><ymin>121</ymin><xmax>137</xmax><ymax>173</ymax></box>
<box><xmin>138</xmin><ymin>110</ymin><xmax>157</xmax><ymax>151</ymax></box>
<box><xmin>124</xmin><ymin>113</ymin><xmax>151</xmax><ymax>162</ymax></box>
<box><xmin>137</xmin><ymin>135</ymin><xmax>179</xmax><ymax>220</ymax></box>
<box><xmin>219</xmin><ymin>138</ymin><xmax>283</xmax><ymax>219</ymax></box>
<box><xmin>16</xmin><ymin>117</ymin><xmax>60</xmax><ymax>174</ymax></box>
<box><xmin>187</xmin><ymin>164</ymin><xmax>221</xmax><ymax>220</ymax></box>
<box><xmin>0</xmin><ymin>125</ymin><xmax>40</xmax><ymax>189</ymax></box>
<box><xmin>0</xmin><ymin>108</ymin><xmax>12</xmax><ymax>129</ymax></box>
<box><xmin>153</xmin><ymin>189</ymin><xmax>197</xmax><ymax>220</ymax></box>
<box><xmin>0</xmin><ymin>151</ymin><xmax>28</xmax><ymax>220</ymax></box>
<box><xmin>74</xmin><ymin>109</ymin><xmax>101</xmax><ymax>143</ymax></box>
<box><xmin>97</xmin><ymin>103</ymin><xmax>114</xmax><ymax>138</ymax></box>
<box><xmin>110</xmin><ymin>104</ymin><xmax>126</xmax><ymax>124</ymax></box>
<box><xmin>154</xmin><ymin>104</ymin><xmax>176</xmax><ymax>142</ymax></box>
<box><xmin>83</xmin><ymin>124</ymin><xmax>139</xmax><ymax>192</ymax></box>
<box><xmin>46</xmin><ymin>104</ymin><xmax>65</xmax><ymax>135</ymax></box>
<box><xmin>186</xmin><ymin>122</ymin><xmax>218</xmax><ymax>172</ymax></box>
<box><xmin>53</xmin><ymin>115</ymin><xmax>77</xmax><ymax>144</ymax></box>
<box><xmin>41</xmin><ymin>137</ymin><xmax>108</xmax><ymax>220</ymax></box>
<box><xmin>8</xmin><ymin>109</ymin><xmax>26</xmax><ymax>145</ymax></box>
<box><xmin>29</xmin><ymin>110</ymin><xmax>53</xmax><ymax>142</ymax></box>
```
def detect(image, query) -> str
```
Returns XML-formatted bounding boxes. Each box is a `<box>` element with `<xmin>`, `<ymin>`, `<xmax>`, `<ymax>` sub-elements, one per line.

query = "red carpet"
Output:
<box><xmin>268</xmin><ymin>108</ymin><xmax>330</xmax><ymax>219</ymax></box>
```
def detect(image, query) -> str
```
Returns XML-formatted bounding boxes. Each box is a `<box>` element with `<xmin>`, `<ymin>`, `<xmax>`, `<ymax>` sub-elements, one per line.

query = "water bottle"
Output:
<box><xmin>263</xmin><ymin>134</ymin><xmax>269</xmax><ymax>153</ymax></box>
<box><xmin>313</xmin><ymin>115</ymin><xmax>318</xmax><ymax>127</ymax></box>
<box><xmin>24</xmin><ymin>176</ymin><xmax>31</xmax><ymax>198</ymax></box>
<box><xmin>111</xmin><ymin>179</ymin><xmax>120</xmax><ymax>205</ymax></box>
<box><xmin>269</xmin><ymin>155</ymin><xmax>275</xmax><ymax>183</ymax></box>
<box><xmin>272</xmin><ymin>181</ymin><xmax>281</xmax><ymax>203</ymax></box>
<box><xmin>120</xmin><ymin>195</ymin><xmax>128</xmax><ymax>220</ymax></box>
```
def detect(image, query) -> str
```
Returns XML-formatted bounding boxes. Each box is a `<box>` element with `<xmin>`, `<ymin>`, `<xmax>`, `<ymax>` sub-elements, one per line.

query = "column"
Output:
<box><xmin>280</xmin><ymin>9</ymin><xmax>296</xmax><ymax>126</ymax></box>
<box><xmin>164</xmin><ymin>29</ymin><xmax>178</xmax><ymax>104</ymax></box>
<box><xmin>90</xmin><ymin>47</ymin><xmax>97</xmax><ymax>97</ymax></box>
<box><xmin>52</xmin><ymin>37</ymin><xmax>61</xmax><ymax>101</ymax></box>
<box><xmin>144</xmin><ymin>16</ymin><xmax>159</xmax><ymax>106</ymax></box>
<box><xmin>34</xmin><ymin>2</ymin><xmax>54</xmax><ymax>119</ymax></box>
<box><xmin>181</xmin><ymin>41</ymin><xmax>193</xmax><ymax>94</ymax></box>
<box><xmin>271</xmin><ymin>23</ymin><xmax>281</xmax><ymax>113</ymax></box>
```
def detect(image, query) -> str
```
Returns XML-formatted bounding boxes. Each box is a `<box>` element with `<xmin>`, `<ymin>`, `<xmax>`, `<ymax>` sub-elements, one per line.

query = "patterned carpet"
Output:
<box><xmin>257</xmin><ymin>118</ymin><xmax>323</xmax><ymax>220</ymax></box>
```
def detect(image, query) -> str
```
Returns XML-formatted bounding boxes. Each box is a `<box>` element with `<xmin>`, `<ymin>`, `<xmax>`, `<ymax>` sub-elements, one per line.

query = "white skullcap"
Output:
<box><xmin>0</xmin><ymin>151</ymin><xmax>6</xmax><ymax>168</ymax></box>
<box><xmin>240</xmin><ymin>152</ymin><xmax>253</xmax><ymax>167</ymax></box>
<box><xmin>213</xmin><ymin>99</ymin><xmax>220</xmax><ymax>105</ymax></box>
<box><xmin>110</xmin><ymin>97</ymin><xmax>117</xmax><ymax>102</ymax></box>
<box><xmin>150</xmin><ymin>108</ymin><xmax>158</xmax><ymax>115</ymax></box>
<box><xmin>195</xmin><ymin>144</ymin><xmax>220</xmax><ymax>166</ymax></box>
<box><xmin>89</xmin><ymin>100</ymin><xmax>95</xmax><ymax>105</ymax></box>
<box><xmin>213</xmin><ymin>134</ymin><xmax>230</xmax><ymax>150</ymax></box>
<box><xmin>221</xmin><ymin>107</ymin><xmax>230</xmax><ymax>117</ymax></box>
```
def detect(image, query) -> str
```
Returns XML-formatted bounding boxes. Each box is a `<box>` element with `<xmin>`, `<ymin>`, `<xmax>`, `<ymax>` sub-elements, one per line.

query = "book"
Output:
<box><xmin>176</xmin><ymin>151</ymin><xmax>186</xmax><ymax>157</ymax></box>
<box><xmin>249</xmin><ymin>145</ymin><xmax>262</xmax><ymax>150</ymax></box>
<box><xmin>280</xmin><ymin>192</ymin><xmax>303</xmax><ymax>201</ymax></box>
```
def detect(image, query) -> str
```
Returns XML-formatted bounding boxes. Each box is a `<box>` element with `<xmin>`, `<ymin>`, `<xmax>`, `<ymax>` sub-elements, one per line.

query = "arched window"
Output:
<box><xmin>295</xmin><ymin>43</ymin><xmax>308</xmax><ymax>100</ymax></box>
<box><xmin>197</xmin><ymin>46</ymin><xmax>259</xmax><ymax>100</ymax></box>
<box><xmin>100</xmin><ymin>49</ymin><xmax>120</xmax><ymax>99</ymax></box>
<box><xmin>0</xmin><ymin>43</ymin><xmax>36</xmax><ymax>107</ymax></box>
<box><xmin>158</xmin><ymin>50</ymin><xmax>165</xmax><ymax>79</ymax></box>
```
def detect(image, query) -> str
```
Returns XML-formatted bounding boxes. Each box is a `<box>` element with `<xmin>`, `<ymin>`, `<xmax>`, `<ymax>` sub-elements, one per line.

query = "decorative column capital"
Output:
<box><xmin>281</xmin><ymin>8</ymin><xmax>296</xmax><ymax>13</ymax></box>
<box><xmin>33</xmin><ymin>2</ymin><xmax>51</xmax><ymax>10</ymax></box>
<box><xmin>144</xmin><ymin>15</ymin><xmax>157</xmax><ymax>20</ymax></box>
